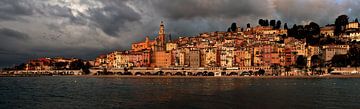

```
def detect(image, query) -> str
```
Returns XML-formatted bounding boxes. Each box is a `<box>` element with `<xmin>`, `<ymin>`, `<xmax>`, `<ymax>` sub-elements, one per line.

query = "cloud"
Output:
<box><xmin>87</xmin><ymin>0</ymin><xmax>142</xmax><ymax>36</ymax></box>
<box><xmin>0</xmin><ymin>28</ymin><xmax>29</xmax><ymax>40</ymax></box>
<box><xmin>149</xmin><ymin>0</ymin><xmax>273</xmax><ymax>20</ymax></box>
<box><xmin>0</xmin><ymin>0</ymin><xmax>35</xmax><ymax>21</ymax></box>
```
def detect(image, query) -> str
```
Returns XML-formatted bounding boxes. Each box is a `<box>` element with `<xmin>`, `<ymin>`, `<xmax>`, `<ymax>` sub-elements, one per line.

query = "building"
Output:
<box><xmin>94</xmin><ymin>55</ymin><xmax>107</xmax><ymax>67</ymax></box>
<box><xmin>235</xmin><ymin>48</ymin><xmax>252</xmax><ymax>67</ymax></box>
<box><xmin>151</xmin><ymin>51</ymin><xmax>172</xmax><ymax>68</ymax></box>
<box><xmin>166</xmin><ymin>42</ymin><xmax>178</xmax><ymax>51</ymax></box>
<box><xmin>322</xmin><ymin>45</ymin><xmax>350</xmax><ymax>62</ymax></box>
<box><xmin>320</xmin><ymin>26</ymin><xmax>335</xmax><ymax>37</ymax></box>
<box><xmin>346</xmin><ymin>22</ymin><xmax>359</xmax><ymax>30</ymax></box>
<box><xmin>219</xmin><ymin>46</ymin><xmax>235</xmax><ymax>67</ymax></box>
<box><xmin>132</xmin><ymin>21</ymin><xmax>166</xmax><ymax>52</ymax></box>
<box><xmin>189</xmin><ymin>50</ymin><xmax>201</xmax><ymax>68</ymax></box>
<box><xmin>306</xmin><ymin>46</ymin><xmax>321</xmax><ymax>67</ymax></box>
<box><xmin>203</xmin><ymin>47</ymin><xmax>217</xmax><ymax>67</ymax></box>
<box><xmin>349</xmin><ymin>32</ymin><xmax>360</xmax><ymax>41</ymax></box>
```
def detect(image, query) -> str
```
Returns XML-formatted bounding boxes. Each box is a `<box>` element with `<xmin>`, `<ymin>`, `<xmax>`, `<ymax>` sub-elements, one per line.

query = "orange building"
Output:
<box><xmin>151</xmin><ymin>51</ymin><xmax>172</xmax><ymax>68</ymax></box>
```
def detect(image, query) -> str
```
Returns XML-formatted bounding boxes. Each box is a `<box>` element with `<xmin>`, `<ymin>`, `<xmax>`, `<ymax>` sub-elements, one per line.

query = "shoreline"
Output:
<box><xmin>2</xmin><ymin>74</ymin><xmax>360</xmax><ymax>79</ymax></box>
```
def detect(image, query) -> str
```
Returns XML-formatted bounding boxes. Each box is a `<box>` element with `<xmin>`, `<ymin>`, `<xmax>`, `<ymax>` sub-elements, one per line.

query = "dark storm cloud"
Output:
<box><xmin>87</xmin><ymin>0</ymin><xmax>141</xmax><ymax>36</ymax></box>
<box><xmin>0</xmin><ymin>28</ymin><xmax>29</xmax><ymax>40</ymax></box>
<box><xmin>0</xmin><ymin>0</ymin><xmax>34</xmax><ymax>21</ymax></box>
<box><xmin>150</xmin><ymin>0</ymin><xmax>272</xmax><ymax>20</ymax></box>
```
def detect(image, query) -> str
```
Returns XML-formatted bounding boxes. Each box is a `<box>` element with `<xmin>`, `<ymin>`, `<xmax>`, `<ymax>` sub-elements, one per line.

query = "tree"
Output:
<box><xmin>284</xmin><ymin>66</ymin><xmax>291</xmax><ymax>76</ymax></box>
<box><xmin>288</xmin><ymin>24</ymin><xmax>298</xmax><ymax>38</ymax></box>
<box><xmin>347</xmin><ymin>45</ymin><xmax>360</xmax><ymax>67</ymax></box>
<box><xmin>265</xmin><ymin>20</ymin><xmax>269</xmax><ymax>26</ymax></box>
<box><xmin>275</xmin><ymin>20</ymin><xmax>281</xmax><ymax>29</ymax></box>
<box><xmin>331</xmin><ymin>54</ymin><xmax>349</xmax><ymax>67</ymax></box>
<box><xmin>247</xmin><ymin>23</ymin><xmax>251</xmax><ymax>28</ymax></box>
<box><xmin>334</xmin><ymin>15</ymin><xmax>349</xmax><ymax>36</ymax></box>
<box><xmin>310</xmin><ymin>55</ymin><xmax>321</xmax><ymax>67</ymax></box>
<box><xmin>82</xmin><ymin>62</ymin><xmax>92</xmax><ymax>75</ymax></box>
<box><xmin>307</xmin><ymin>22</ymin><xmax>320</xmax><ymax>36</ymax></box>
<box><xmin>305</xmin><ymin>22</ymin><xmax>321</xmax><ymax>45</ymax></box>
<box><xmin>284</xmin><ymin>23</ymin><xmax>288</xmax><ymax>29</ymax></box>
<box><xmin>258</xmin><ymin>69</ymin><xmax>265</xmax><ymax>76</ymax></box>
<box><xmin>259</xmin><ymin>19</ymin><xmax>265</xmax><ymax>26</ymax></box>
<box><xmin>15</xmin><ymin>63</ymin><xmax>26</xmax><ymax>70</ymax></box>
<box><xmin>296</xmin><ymin>55</ymin><xmax>307</xmax><ymax>69</ymax></box>
<box><xmin>270</xmin><ymin>64</ymin><xmax>280</xmax><ymax>76</ymax></box>
<box><xmin>69</xmin><ymin>60</ymin><xmax>84</xmax><ymax>70</ymax></box>
<box><xmin>270</xmin><ymin>20</ymin><xmax>276</xmax><ymax>28</ymax></box>
<box><xmin>231</xmin><ymin>22</ymin><xmax>237</xmax><ymax>32</ymax></box>
<box><xmin>355</xmin><ymin>18</ymin><xmax>358</xmax><ymax>23</ymax></box>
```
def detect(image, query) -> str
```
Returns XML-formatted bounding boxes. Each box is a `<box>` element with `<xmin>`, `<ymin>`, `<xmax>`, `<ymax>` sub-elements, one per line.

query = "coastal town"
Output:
<box><xmin>2</xmin><ymin>15</ymin><xmax>360</xmax><ymax>77</ymax></box>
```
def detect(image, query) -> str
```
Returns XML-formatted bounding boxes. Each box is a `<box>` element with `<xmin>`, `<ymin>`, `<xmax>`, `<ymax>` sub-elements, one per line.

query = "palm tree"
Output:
<box><xmin>270</xmin><ymin>64</ymin><xmax>280</xmax><ymax>76</ymax></box>
<box><xmin>310</xmin><ymin>65</ymin><xmax>317</xmax><ymax>75</ymax></box>
<box><xmin>284</xmin><ymin>66</ymin><xmax>291</xmax><ymax>76</ymax></box>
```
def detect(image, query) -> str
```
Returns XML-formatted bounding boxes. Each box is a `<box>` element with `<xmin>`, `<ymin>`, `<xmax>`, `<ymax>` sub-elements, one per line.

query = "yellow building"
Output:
<box><xmin>203</xmin><ymin>48</ymin><xmax>217</xmax><ymax>67</ymax></box>
<box><xmin>346</xmin><ymin>22</ymin><xmax>359</xmax><ymax>30</ymax></box>
<box><xmin>166</xmin><ymin>42</ymin><xmax>178</xmax><ymax>51</ymax></box>
<box><xmin>320</xmin><ymin>26</ymin><xmax>335</xmax><ymax>37</ymax></box>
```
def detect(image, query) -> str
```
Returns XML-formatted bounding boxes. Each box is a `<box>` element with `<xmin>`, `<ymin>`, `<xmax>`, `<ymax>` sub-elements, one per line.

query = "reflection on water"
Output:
<box><xmin>1</xmin><ymin>77</ymin><xmax>360</xmax><ymax>109</ymax></box>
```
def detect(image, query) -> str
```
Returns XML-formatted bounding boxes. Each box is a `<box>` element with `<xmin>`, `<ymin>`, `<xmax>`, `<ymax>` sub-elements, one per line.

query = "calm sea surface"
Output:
<box><xmin>1</xmin><ymin>76</ymin><xmax>360</xmax><ymax>109</ymax></box>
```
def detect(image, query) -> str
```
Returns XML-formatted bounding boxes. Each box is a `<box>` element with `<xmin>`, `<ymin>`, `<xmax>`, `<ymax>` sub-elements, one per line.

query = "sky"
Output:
<box><xmin>0</xmin><ymin>0</ymin><xmax>360</xmax><ymax>68</ymax></box>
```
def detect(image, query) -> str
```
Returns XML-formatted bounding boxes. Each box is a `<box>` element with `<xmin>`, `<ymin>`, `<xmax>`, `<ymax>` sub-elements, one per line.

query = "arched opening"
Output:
<box><xmin>248</xmin><ymin>71</ymin><xmax>254</xmax><ymax>76</ymax></box>
<box><xmin>145</xmin><ymin>72</ymin><xmax>152</xmax><ymax>75</ymax></box>
<box><xmin>208</xmin><ymin>72</ymin><xmax>215</xmax><ymax>76</ymax></box>
<box><xmin>155</xmin><ymin>71</ymin><xmax>164</xmax><ymax>76</ymax></box>
<box><xmin>175</xmin><ymin>72</ymin><xmax>183</xmax><ymax>76</ymax></box>
<box><xmin>203</xmin><ymin>71</ymin><xmax>208</xmax><ymax>76</ymax></box>
<box><xmin>187</xmin><ymin>72</ymin><xmax>193</xmax><ymax>76</ymax></box>
<box><xmin>221</xmin><ymin>72</ymin><xmax>227</xmax><ymax>76</ymax></box>
<box><xmin>196</xmin><ymin>72</ymin><xmax>203</xmax><ymax>76</ymax></box>
<box><xmin>165</xmin><ymin>72</ymin><xmax>172</xmax><ymax>76</ymax></box>
<box><xmin>123</xmin><ymin>71</ymin><xmax>132</xmax><ymax>75</ymax></box>
<box><xmin>135</xmin><ymin>72</ymin><xmax>143</xmax><ymax>76</ymax></box>
<box><xmin>107</xmin><ymin>72</ymin><xmax>114</xmax><ymax>75</ymax></box>
<box><xmin>116</xmin><ymin>72</ymin><xmax>123</xmax><ymax>75</ymax></box>
<box><xmin>240</xmin><ymin>71</ymin><xmax>250</xmax><ymax>76</ymax></box>
<box><xmin>229</xmin><ymin>72</ymin><xmax>238</xmax><ymax>76</ymax></box>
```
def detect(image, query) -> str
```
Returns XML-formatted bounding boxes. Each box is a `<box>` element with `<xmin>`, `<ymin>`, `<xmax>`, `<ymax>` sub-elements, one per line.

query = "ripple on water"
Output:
<box><xmin>0</xmin><ymin>77</ymin><xmax>360</xmax><ymax>109</ymax></box>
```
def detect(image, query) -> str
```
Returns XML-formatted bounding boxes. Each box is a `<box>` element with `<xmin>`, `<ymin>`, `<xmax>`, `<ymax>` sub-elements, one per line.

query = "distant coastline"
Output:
<box><xmin>3</xmin><ymin>74</ymin><xmax>360</xmax><ymax>79</ymax></box>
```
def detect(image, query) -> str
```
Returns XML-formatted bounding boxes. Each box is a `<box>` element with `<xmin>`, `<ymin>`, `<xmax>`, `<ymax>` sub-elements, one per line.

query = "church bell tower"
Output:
<box><xmin>156</xmin><ymin>21</ymin><xmax>166</xmax><ymax>51</ymax></box>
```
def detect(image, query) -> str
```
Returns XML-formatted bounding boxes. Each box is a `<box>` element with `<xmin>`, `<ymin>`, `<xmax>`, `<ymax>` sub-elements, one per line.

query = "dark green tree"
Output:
<box><xmin>284</xmin><ymin>66</ymin><xmax>292</xmax><ymax>76</ymax></box>
<box><xmin>270</xmin><ymin>64</ymin><xmax>280</xmax><ymax>76</ymax></box>
<box><xmin>258</xmin><ymin>69</ymin><xmax>265</xmax><ymax>76</ymax></box>
<box><xmin>230</xmin><ymin>22</ymin><xmax>237</xmax><ymax>32</ymax></box>
<box><xmin>270</xmin><ymin>20</ymin><xmax>276</xmax><ymax>28</ymax></box>
<box><xmin>334</xmin><ymin>15</ymin><xmax>349</xmax><ymax>36</ymax></box>
<box><xmin>247</xmin><ymin>23</ymin><xmax>251</xmax><ymax>28</ymax></box>
<box><xmin>275</xmin><ymin>20</ymin><xmax>281</xmax><ymax>29</ymax></box>
<box><xmin>284</xmin><ymin>23</ymin><xmax>288</xmax><ymax>29</ymax></box>
<box><xmin>296</xmin><ymin>55</ymin><xmax>307</xmax><ymax>69</ymax></box>
<box><xmin>258</xmin><ymin>19</ymin><xmax>265</xmax><ymax>26</ymax></box>
<box><xmin>347</xmin><ymin>45</ymin><xmax>360</xmax><ymax>67</ymax></box>
<box><xmin>82</xmin><ymin>62</ymin><xmax>92</xmax><ymax>75</ymax></box>
<box><xmin>265</xmin><ymin>20</ymin><xmax>269</xmax><ymax>26</ymax></box>
<box><xmin>331</xmin><ymin>54</ymin><xmax>349</xmax><ymax>67</ymax></box>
